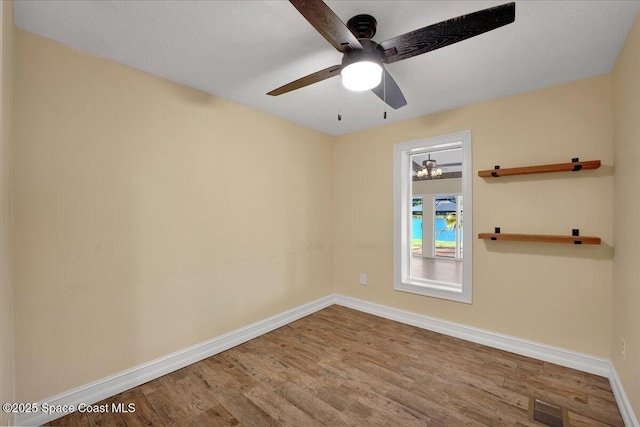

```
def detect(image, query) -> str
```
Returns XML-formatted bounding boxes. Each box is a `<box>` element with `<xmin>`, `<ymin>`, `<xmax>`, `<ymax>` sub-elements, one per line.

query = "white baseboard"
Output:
<box><xmin>15</xmin><ymin>295</ymin><xmax>335</xmax><ymax>426</ymax></box>
<box><xmin>334</xmin><ymin>294</ymin><xmax>611</xmax><ymax>376</ymax></box>
<box><xmin>609</xmin><ymin>363</ymin><xmax>639</xmax><ymax>427</ymax></box>
<box><xmin>16</xmin><ymin>293</ymin><xmax>638</xmax><ymax>426</ymax></box>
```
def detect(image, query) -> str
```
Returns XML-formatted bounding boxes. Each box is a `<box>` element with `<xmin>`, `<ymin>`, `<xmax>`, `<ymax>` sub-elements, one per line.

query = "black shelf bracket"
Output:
<box><xmin>491</xmin><ymin>165</ymin><xmax>500</xmax><ymax>177</ymax></box>
<box><xmin>492</xmin><ymin>227</ymin><xmax>500</xmax><ymax>240</ymax></box>
<box><xmin>573</xmin><ymin>228</ymin><xmax>581</xmax><ymax>244</ymax></box>
<box><xmin>572</xmin><ymin>157</ymin><xmax>582</xmax><ymax>172</ymax></box>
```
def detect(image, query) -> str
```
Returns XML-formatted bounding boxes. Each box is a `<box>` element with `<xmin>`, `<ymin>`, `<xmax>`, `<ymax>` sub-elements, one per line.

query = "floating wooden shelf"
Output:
<box><xmin>478</xmin><ymin>158</ymin><xmax>601</xmax><ymax>178</ymax></box>
<box><xmin>478</xmin><ymin>229</ymin><xmax>601</xmax><ymax>245</ymax></box>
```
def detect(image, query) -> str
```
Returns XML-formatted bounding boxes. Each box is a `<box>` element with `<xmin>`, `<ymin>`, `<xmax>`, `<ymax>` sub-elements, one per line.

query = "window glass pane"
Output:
<box><xmin>409</xmin><ymin>148</ymin><xmax>463</xmax><ymax>285</ymax></box>
<box><xmin>412</xmin><ymin>197</ymin><xmax>423</xmax><ymax>256</ymax></box>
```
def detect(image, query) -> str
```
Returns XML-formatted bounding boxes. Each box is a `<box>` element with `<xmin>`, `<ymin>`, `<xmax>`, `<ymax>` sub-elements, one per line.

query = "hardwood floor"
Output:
<box><xmin>49</xmin><ymin>306</ymin><xmax>624</xmax><ymax>426</ymax></box>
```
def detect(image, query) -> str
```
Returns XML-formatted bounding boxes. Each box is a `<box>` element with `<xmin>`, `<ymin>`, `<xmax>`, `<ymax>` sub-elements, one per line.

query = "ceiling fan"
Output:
<box><xmin>414</xmin><ymin>154</ymin><xmax>462</xmax><ymax>179</ymax></box>
<box><xmin>268</xmin><ymin>0</ymin><xmax>516</xmax><ymax>110</ymax></box>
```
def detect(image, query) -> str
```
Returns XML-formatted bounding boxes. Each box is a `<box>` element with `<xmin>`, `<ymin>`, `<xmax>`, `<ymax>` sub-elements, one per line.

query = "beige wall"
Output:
<box><xmin>1</xmin><ymin>1</ymin><xmax>14</xmax><ymax>425</ymax></box>
<box><xmin>612</xmin><ymin>12</ymin><xmax>640</xmax><ymax>417</ymax></box>
<box><xmin>12</xmin><ymin>30</ymin><xmax>335</xmax><ymax>402</ymax></box>
<box><xmin>335</xmin><ymin>75</ymin><xmax>613</xmax><ymax>358</ymax></box>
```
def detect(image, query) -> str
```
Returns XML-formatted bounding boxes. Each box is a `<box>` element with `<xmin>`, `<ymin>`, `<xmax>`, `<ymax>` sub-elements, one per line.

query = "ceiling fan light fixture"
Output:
<box><xmin>341</xmin><ymin>60</ymin><xmax>383</xmax><ymax>92</ymax></box>
<box><xmin>418</xmin><ymin>156</ymin><xmax>444</xmax><ymax>179</ymax></box>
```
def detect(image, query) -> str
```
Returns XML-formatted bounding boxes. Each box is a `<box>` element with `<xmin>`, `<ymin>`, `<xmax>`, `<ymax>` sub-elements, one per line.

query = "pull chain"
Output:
<box><xmin>338</xmin><ymin>76</ymin><xmax>342</xmax><ymax>121</ymax></box>
<box><xmin>383</xmin><ymin>70</ymin><xmax>387</xmax><ymax>119</ymax></box>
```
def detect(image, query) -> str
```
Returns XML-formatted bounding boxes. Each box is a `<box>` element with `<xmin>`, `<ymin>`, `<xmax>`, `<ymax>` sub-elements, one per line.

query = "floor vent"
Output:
<box><xmin>529</xmin><ymin>397</ymin><xmax>567</xmax><ymax>427</ymax></box>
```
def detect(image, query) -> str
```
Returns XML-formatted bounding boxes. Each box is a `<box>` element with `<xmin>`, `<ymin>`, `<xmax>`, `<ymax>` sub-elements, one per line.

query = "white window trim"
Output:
<box><xmin>393</xmin><ymin>131</ymin><xmax>472</xmax><ymax>303</ymax></box>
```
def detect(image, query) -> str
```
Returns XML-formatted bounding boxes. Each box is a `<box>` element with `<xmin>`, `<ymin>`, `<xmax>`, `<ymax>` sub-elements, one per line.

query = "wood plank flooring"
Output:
<box><xmin>48</xmin><ymin>305</ymin><xmax>623</xmax><ymax>426</ymax></box>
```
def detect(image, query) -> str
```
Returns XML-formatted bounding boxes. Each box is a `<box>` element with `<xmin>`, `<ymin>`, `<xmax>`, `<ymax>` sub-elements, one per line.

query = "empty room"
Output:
<box><xmin>1</xmin><ymin>1</ymin><xmax>639</xmax><ymax>426</ymax></box>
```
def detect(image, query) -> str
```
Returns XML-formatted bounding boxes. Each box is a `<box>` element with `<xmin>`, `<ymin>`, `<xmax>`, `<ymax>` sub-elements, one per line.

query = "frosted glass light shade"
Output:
<box><xmin>341</xmin><ymin>61</ymin><xmax>383</xmax><ymax>92</ymax></box>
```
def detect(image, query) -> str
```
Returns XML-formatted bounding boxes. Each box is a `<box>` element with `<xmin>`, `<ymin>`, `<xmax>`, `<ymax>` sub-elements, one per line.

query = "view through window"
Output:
<box><xmin>409</xmin><ymin>149</ymin><xmax>463</xmax><ymax>285</ymax></box>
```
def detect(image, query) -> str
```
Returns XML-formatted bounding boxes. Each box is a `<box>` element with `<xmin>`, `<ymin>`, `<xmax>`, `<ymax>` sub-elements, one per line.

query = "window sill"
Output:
<box><xmin>394</xmin><ymin>280</ymin><xmax>472</xmax><ymax>304</ymax></box>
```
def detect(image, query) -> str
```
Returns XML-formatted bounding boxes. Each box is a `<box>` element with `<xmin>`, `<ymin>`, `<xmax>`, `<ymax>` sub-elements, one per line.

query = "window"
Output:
<box><xmin>393</xmin><ymin>131</ymin><xmax>472</xmax><ymax>303</ymax></box>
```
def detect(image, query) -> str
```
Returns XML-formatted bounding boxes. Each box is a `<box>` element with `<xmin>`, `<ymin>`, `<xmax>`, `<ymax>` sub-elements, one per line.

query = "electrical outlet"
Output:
<box><xmin>359</xmin><ymin>274</ymin><xmax>367</xmax><ymax>285</ymax></box>
<box><xmin>621</xmin><ymin>338</ymin><xmax>626</xmax><ymax>363</ymax></box>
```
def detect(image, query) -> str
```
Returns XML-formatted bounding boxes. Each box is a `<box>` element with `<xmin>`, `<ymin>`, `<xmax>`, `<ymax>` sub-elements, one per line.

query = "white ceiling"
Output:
<box><xmin>13</xmin><ymin>1</ymin><xmax>640</xmax><ymax>136</ymax></box>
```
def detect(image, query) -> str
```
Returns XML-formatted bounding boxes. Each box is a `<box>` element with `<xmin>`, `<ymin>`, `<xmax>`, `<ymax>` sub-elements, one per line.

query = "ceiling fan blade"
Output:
<box><xmin>378</xmin><ymin>2</ymin><xmax>515</xmax><ymax>64</ymax></box>
<box><xmin>267</xmin><ymin>64</ymin><xmax>342</xmax><ymax>96</ymax></box>
<box><xmin>289</xmin><ymin>0</ymin><xmax>363</xmax><ymax>52</ymax></box>
<box><xmin>371</xmin><ymin>70</ymin><xmax>407</xmax><ymax>110</ymax></box>
<box><xmin>438</xmin><ymin>162</ymin><xmax>462</xmax><ymax>167</ymax></box>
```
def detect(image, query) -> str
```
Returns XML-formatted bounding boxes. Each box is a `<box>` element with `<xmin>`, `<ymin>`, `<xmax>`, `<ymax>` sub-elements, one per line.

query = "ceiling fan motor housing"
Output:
<box><xmin>346</xmin><ymin>14</ymin><xmax>377</xmax><ymax>39</ymax></box>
